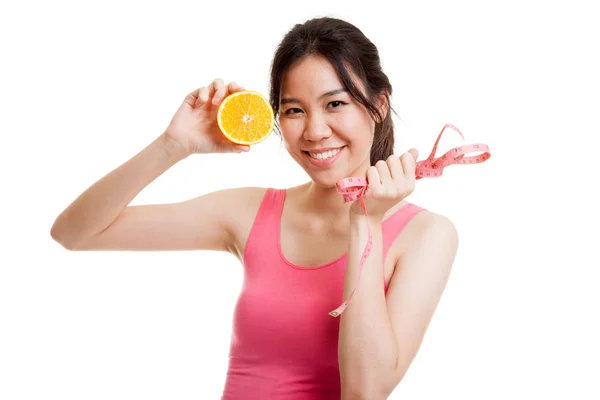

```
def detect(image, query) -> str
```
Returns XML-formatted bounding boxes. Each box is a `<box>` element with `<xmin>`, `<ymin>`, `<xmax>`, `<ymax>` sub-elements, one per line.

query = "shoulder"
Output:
<box><xmin>233</xmin><ymin>186</ymin><xmax>272</xmax><ymax>202</ymax></box>
<box><xmin>408</xmin><ymin>208</ymin><xmax>457</xmax><ymax>236</ymax></box>
<box><xmin>396</xmin><ymin>203</ymin><xmax>458</xmax><ymax>255</ymax></box>
<box><xmin>218</xmin><ymin>185</ymin><xmax>270</xmax><ymax>198</ymax></box>
<box><xmin>190</xmin><ymin>186</ymin><xmax>270</xmax><ymax>218</ymax></box>
<box><xmin>397</xmin><ymin>207</ymin><xmax>459</xmax><ymax>256</ymax></box>
<box><xmin>217</xmin><ymin>186</ymin><xmax>271</xmax><ymax>219</ymax></box>
<box><xmin>214</xmin><ymin>186</ymin><xmax>271</xmax><ymax>258</ymax></box>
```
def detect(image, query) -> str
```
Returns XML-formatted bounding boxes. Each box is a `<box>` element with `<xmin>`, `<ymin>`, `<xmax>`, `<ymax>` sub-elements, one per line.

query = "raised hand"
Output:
<box><xmin>164</xmin><ymin>78</ymin><xmax>251</xmax><ymax>155</ymax></box>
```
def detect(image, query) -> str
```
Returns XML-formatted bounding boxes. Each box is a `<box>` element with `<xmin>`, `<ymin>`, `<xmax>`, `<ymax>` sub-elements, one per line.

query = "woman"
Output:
<box><xmin>51</xmin><ymin>17</ymin><xmax>459</xmax><ymax>400</ymax></box>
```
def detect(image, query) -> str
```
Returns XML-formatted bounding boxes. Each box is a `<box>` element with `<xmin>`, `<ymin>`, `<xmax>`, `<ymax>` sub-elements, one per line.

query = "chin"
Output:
<box><xmin>308</xmin><ymin>176</ymin><xmax>340</xmax><ymax>189</ymax></box>
<box><xmin>294</xmin><ymin>146</ymin><xmax>369</xmax><ymax>188</ymax></box>
<box><xmin>304</xmin><ymin>166</ymin><xmax>354</xmax><ymax>190</ymax></box>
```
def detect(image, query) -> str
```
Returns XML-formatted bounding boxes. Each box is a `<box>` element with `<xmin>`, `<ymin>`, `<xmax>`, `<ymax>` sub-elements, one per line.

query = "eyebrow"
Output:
<box><xmin>280</xmin><ymin>88</ymin><xmax>347</xmax><ymax>105</ymax></box>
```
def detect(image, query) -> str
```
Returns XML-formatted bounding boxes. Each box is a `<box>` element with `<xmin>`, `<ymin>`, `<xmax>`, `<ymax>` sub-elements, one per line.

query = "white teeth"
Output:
<box><xmin>308</xmin><ymin>148</ymin><xmax>341</xmax><ymax>160</ymax></box>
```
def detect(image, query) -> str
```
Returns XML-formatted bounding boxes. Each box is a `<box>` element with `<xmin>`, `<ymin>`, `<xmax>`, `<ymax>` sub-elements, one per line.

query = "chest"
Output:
<box><xmin>278</xmin><ymin>214</ymin><xmax>401</xmax><ymax>288</ymax></box>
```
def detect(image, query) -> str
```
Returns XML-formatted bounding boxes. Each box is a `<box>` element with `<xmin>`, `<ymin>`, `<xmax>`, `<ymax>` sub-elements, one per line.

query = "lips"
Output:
<box><xmin>308</xmin><ymin>148</ymin><xmax>342</xmax><ymax>159</ymax></box>
<box><xmin>305</xmin><ymin>146</ymin><xmax>344</xmax><ymax>154</ymax></box>
<box><xmin>303</xmin><ymin>146</ymin><xmax>345</xmax><ymax>168</ymax></box>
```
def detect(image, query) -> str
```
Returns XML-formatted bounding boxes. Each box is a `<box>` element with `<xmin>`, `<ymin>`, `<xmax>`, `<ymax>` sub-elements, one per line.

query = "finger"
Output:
<box><xmin>183</xmin><ymin>88</ymin><xmax>200</xmax><ymax>107</ymax></box>
<box><xmin>400</xmin><ymin>150</ymin><xmax>417</xmax><ymax>180</ymax></box>
<box><xmin>196</xmin><ymin>87</ymin><xmax>210</xmax><ymax>107</ymax></box>
<box><xmin>375</xmin><ymin>159</ymin><xmax>392</xmax><ymax>186</ymax></box>
<box><xmin>211</xmin><ymin>78</ymin><xmax>226</xmax><ymax>105</ymax></box>
<box><xmin>409</xmin><ymin>148</ymin><xmax>419</xmax><ymax>162</ymax></box>
<box><xmin>207</xmin><ymin>80</ymin><xmax>216</xmax><ymax>98</ymax></box>
<box><xmin>227</xmin><ymin>81</ymin><xmax>245</xmax><ymax>95</ymax></box>
<box><xmin>386</xmin><ymin>154</ymin><xmax>403</xmax><ymax>180</ymax></box>
<box><xmin>207</xmin><ymin>79</ymin><xmax>223</xmax><ymax>104</ymax></box>
<box><xmin>226</xmin><ymin>81</ymin><xmax>236</xmax><ymax>95</ymax></box>
<box><xmin>365</xmin><ymin>166</ymin><xmax>381</xmax><ymax>194</ymax></box>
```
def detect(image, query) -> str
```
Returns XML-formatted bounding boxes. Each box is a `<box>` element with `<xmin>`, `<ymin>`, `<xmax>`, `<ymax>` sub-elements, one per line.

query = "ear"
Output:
<box><xmin>375</xmin><ymin>91</ymin><xmax>389</xmax><ymax>123</ymax></box>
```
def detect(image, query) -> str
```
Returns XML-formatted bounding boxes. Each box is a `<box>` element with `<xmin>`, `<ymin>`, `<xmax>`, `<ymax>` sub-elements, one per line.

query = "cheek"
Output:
<box><xmin>335</xmin><ymin>112</ymin><xmax>374</xmax><ymax>142</ymax></box>
<box><xmin>278</xmin><ymin>121</ymin><xmax>301</xmax><ymax>155</ymax></box>
<box><xmin>279</xmin><ymin>118</ymin><xmax>303</xmax><ymax>140</ymax></box>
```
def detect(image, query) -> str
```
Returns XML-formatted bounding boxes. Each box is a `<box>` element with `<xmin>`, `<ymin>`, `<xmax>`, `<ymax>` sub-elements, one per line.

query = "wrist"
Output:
<box><xmin>158</xmin><ymin>132</ymin><xmax>191</xmax><ymax>161</ymax></box>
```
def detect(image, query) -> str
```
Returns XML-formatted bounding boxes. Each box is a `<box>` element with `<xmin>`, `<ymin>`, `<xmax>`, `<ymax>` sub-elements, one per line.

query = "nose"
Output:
<box><xmin>303</xmin><ymin>112</ymin><xmax>333</xmax><ymax>142</ymax></box>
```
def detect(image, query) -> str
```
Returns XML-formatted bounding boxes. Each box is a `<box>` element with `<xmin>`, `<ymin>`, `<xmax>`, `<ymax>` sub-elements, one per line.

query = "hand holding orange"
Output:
<box><xmin>164</xmin><ymin>78</ymin><xmax>256</xmax><ymax>155</ymax></box>
<box><xmin>163</xmin><ymin>80</ymin><xmax>274</xmax><ymax>156</ymax></box>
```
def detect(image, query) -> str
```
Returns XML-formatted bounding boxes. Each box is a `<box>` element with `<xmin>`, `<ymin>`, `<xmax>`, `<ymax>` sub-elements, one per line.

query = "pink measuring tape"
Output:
<box><xmin>328</xmin><ymin>124</ymin><xmax>491</xmax><ymax>317</ymax></box>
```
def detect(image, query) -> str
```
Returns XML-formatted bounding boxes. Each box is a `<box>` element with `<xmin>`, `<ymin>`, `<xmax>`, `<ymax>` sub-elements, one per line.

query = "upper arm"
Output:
<box><xmin>384</xmin><ymin>212</ymin><xmax>459</xmax><ymax>386</ymax></box>
<box><xmin>71</xmin><ymin>187</ymin><xmax>259</xmax><ymax>252</ymax></box>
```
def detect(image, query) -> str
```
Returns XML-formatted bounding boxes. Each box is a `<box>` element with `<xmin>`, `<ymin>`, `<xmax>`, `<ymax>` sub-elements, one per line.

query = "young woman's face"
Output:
<box><xmin>278</xmin><ymin>55</ymin><xmax>377</xmax><ymax>188</ymax></box>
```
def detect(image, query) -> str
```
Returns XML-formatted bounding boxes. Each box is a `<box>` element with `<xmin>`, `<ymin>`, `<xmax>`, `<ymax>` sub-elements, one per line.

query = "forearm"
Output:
<box><xmin>338</xmin><ymin>214</ymin><xmax>399</xmax><ymax>399</ymax></box>
<box><xmin>51</xmin><ymin>133</ymin><xmax>188</xmax><ymax>248</ymax></box>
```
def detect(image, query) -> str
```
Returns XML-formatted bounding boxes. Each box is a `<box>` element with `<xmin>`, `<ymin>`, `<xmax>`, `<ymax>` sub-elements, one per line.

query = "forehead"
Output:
<box><xmin>281</xmin><ymin>55</ymin><xmax>345</xmax><ymax>95</ymax></box>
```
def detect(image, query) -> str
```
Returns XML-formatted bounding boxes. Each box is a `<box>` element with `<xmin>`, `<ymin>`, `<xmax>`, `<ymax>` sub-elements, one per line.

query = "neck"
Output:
<box><xmin>297</xmin><ymin>162</ymin><xmax>371</xmax><ymax>221</ymax></box>
<box><xmin>300</xmin><ymin>181</ymin><xmax>349</xmax><ymax>219</ymax></box>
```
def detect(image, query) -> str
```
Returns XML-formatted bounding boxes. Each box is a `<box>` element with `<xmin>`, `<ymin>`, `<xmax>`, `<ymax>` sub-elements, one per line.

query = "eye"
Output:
<box><xmin>328</xmin><ymin>101</ymin><xmax>347</xmax><ymax>109</ymax></box>
<box><xmin>284</xmin><ymin>107</ymin><xmax>303</xmax><ymax>115</ymax></box>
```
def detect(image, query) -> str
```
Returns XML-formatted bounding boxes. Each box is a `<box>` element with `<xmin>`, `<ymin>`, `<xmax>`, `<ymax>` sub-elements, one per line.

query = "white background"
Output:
<box><xmin>1</xmin><ymin>0</ymin><xmax>599</xmax><ymax>399</ymax></box>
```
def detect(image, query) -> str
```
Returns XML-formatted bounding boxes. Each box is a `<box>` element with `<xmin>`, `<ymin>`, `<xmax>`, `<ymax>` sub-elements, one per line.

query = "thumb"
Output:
<box><xmin>216</xmin><ymin>140</ymin><xmax>251</xmax><ymax>153</ymax></box>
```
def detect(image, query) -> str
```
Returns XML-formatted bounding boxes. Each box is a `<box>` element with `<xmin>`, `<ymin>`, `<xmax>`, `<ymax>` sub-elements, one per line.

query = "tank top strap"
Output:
<box><xmin>255</xmin><ymin>187</ymin><xmax>284</xmax><ymax>227</ymax></box>
<box><xmin>243</xmin><ymin>187</ymin><xmax>283</xmax><ymax>265</ymax></box>
<box><xmin>382</xmin><ymin>202</ymin><xmax>427</xmax><ymax>256</ymax></box>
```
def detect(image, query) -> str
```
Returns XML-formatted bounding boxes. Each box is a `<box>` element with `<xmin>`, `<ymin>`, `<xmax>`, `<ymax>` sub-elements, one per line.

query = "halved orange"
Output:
<box><xmin>217</xmin><ymin>90</ymin><xmax>274</xmax><ymax>145</ymax></box>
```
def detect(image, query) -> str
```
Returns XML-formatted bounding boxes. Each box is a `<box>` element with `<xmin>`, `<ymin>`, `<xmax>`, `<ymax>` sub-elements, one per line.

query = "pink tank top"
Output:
<box><xmin>220</xmin><ymin>188</ymin><xmax>426</xmax><ymax>400</ymax></box>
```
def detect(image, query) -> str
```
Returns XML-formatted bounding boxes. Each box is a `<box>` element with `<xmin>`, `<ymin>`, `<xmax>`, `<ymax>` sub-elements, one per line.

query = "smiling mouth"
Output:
<box><xmin>303</xmin><ymin>146</ymin><xmax>345</xmax><ymax>160</ymax></box>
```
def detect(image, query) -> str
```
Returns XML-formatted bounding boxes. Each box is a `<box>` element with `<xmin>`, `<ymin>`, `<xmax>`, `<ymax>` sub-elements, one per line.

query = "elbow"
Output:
<box><xmin>50</xmin><ymin>233</ymin><xmax>75</xmax><ymax>251</ymax></box>
<box><xmin>375</xmin><ymin>362</ymin><xmax>407</xmax><ymax>398</ymax></box>
<box><xmin>50</xmin><ymin>223</ymin><xmax>79</xmax><ymax>251</ymax></box>
<box><xmin>341</xmin><ymin>387</ymin><xmax>372</xmax><ymax>400</ymax></box>
<box><xmin>341</xmin><ymin>362</ymin><xmax>405</xmax><ymax>399</ymax></box>
<box><xmin>342</xmin><ymin>389</ymin><xmax>389</xmax><ymax>400</ymax></box>
<box><xmin>342</xmin><ymin>380</ymin><xmax>397</xmax><ymax>400</ymax></box>
<box><xmin>348</xmin><ymin>371</ymin><xmax>406</xmax><ymax>399</ymax></box>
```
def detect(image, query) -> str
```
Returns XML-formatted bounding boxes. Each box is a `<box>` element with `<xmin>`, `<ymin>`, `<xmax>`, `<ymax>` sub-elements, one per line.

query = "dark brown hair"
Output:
<box><xmin>269</xmin><ymin>17</ymin><xmax>397</xmax><ymax>166</ymax></box>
